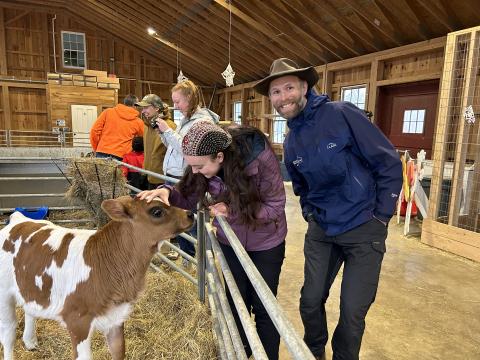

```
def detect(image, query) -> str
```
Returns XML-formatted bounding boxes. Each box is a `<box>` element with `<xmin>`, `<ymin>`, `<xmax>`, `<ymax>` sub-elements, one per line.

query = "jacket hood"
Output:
<box><xmin>114</xmin><ymin>103</ymin><xmax>140</xmax><ymax>121</ymax></box>
<box><xmin>190</xmin><ymin>107</ymin><xmax>220</xmax><ymax>123</ymax></box>
<box><xmin>287</xmin><ymin>90</ymin><xmax>329</xmax><ymax>129</ymax></box>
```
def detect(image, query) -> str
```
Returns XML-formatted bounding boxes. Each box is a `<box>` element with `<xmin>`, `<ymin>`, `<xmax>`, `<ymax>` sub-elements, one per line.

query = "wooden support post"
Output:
<box><xmin>135</xmin><ymin>54</ymin><xmax>142</xmax><ymax>98</ymax></box>
<box><xmin>448</xmin><ymin>31</ymin><xmax>480</xmax><ymax>226</ymax></box>
<box><xmin>224</xmin><ymin>92</ymin><xmax>229</xmax><ymax>121</ymax></box>
<box><xmin>323</xmin><ymin>69</ymin><xmax>333</xmax><ymax>98</ymax></box>
<box><xmin>42</xmin><ymin>13</ymin><xmax>50</xmax><ymax>76</ymax></box>
<box><xmin>368</xmin><ymin>59</ymin><xmax>383</xmax><ymax>122</ymax></box>
<box><xmin>428</xmin><ymin>34</ymin><xmax>457</xmax><ymax>219</ymax></box>
<box><xmin>2</xmin><ymin>84</ymin><xmax>11</xmax><ymax>129</ymax></box>
<box><xmin>0</xmin><ymin>8</ymin><xmax>8</xmax><ymax>75</ymax></box>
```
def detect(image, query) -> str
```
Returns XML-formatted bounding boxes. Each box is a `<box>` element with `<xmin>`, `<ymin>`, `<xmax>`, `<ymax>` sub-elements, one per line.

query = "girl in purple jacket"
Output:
<box><xmin>138</xmin><ymin>120</ymin><xmax>287</xmax><ymax>360</ymax></box>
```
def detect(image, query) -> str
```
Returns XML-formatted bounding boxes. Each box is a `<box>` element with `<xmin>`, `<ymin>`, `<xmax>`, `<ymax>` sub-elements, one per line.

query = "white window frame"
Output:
<box><xmin>341</xmin><ymin>84</ymin><xmax>367</xmax><ymax>110</ymax></box>
<box><xmin>402</xmin><ymin>109</ymin><xmax>426</xmax><ymax>134</ymax></box>
<box><xmin>272</xmin><ymin>109</ymin><xmax>287</xmax><ymax>144</ymax></box>
<box><xmin>232</xmin><ymin>101</ymin><xmax>242</xmax><ymax>125</ymax></box>
<box><xmin>61</xmin><ymin>31</ymin><xmax>87</xmax><ymax>69</ymax></box>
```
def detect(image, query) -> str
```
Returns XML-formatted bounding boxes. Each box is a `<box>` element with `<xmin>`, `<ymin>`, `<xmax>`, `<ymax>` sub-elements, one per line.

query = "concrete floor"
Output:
<box><xmin>277</xmin><ymin>183</ymin><xmax>480</xmax><ymax>360</ymax></box>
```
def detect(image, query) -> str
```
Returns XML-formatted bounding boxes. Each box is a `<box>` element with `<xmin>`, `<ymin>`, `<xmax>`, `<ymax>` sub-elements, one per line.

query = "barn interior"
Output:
<box><xmin>0</xmin><ymin>1</ymin><xmax>480</xmax><ymax>359</ymax></box>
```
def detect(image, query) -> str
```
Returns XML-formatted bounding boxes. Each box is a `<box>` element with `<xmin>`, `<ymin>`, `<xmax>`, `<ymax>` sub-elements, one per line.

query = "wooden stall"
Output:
<box><xmin>421</xmin><ymin>26</ymin><xmax>480</xmax><ymax>262</ymax></box>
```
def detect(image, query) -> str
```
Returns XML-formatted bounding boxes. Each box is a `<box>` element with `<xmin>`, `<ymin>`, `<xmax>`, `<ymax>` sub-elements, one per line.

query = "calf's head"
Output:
<box><xmin>101</xmin><ymin>196</ymin><xmax>194</xmax><ymax>246</ymax></box>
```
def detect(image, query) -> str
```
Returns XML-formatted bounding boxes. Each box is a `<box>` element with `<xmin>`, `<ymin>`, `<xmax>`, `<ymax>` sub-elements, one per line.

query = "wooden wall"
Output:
<box><xmin>214</xmin><ymin>37</ymin><xmax>446</xmax><ymax>157</ymax></box>
<box><xmin>0</xmin><ymin>4</ymin><xmax>211</xmax><ymax>132</ymax></box>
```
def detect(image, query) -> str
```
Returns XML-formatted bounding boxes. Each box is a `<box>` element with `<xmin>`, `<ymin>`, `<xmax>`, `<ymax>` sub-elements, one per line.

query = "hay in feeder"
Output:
<box><xmin>3</xmin><ymin>271</ymin><xmax>217</xmax><ymax>360</ymax></box>
<box><xmin>65</xmin><ymin>158</ymin><xmax>129</xmax><ymax>227</ymax></box>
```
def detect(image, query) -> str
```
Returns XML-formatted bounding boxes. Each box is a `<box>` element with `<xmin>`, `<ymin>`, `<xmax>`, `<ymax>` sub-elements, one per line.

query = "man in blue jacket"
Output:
<box><xmin>254</xmin><ymin>58</ymin><xmax>402</xmax><ymax>360</ymax></box>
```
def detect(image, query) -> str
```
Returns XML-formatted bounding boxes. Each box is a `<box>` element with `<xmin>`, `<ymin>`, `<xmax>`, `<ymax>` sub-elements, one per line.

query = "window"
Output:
<box><xmin>232</xmin><ymin>101</ymin><xmax>242</xmax><ymax>124</ymax></box>
<box><xmin>61</xmin><ymin>31</ymin><xmax>86</xmax><ymax>68</ymax></box>
<box><xmin>341</xmin><ymin>85</ymin><xmax>367</xmax><ymax>110</ymax></box>
<box><xmin>272</xmin><ymin>109</ymin><xmax>287</xmax><ymax>144</ymax></box>
<box><xmin>173</xmin><ymin>109</ymin><xmax>183</xmax><ymax>127</ymax></box>
<box><xmin>402</xmin><ymin>109</ymin><xmax>425</xmax><ymax>134</ymax></box>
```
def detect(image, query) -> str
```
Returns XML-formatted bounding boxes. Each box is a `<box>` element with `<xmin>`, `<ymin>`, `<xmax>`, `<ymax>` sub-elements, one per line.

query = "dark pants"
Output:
<box><xmin>300</xmin><ymin>219</ymin><xmax>387</xmax><ymax>360</ymax></box>
<box><xmin>95</xmin><ymin>152</ymin><xmax>123</xmax><ymax>161</ymax></box>
<box><xmin>220</xmin><ymin>241</ymin><xmax>285</xmax><ymax>360</ymax></box>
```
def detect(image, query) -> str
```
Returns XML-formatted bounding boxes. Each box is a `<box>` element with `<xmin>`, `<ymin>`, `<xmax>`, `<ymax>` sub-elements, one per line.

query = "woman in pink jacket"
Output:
<box><xmin>138</xmin><ymin>121</ymin><xmax>287</xmax><ymax>360</ymax></box>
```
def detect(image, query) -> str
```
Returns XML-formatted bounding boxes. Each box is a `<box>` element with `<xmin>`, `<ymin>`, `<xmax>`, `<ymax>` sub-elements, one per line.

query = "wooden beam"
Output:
<box><xmin>367</xmin><ymin>59</ymin><xmax>383</xmax><ymax>120</ymax></box>
<box><xmin>250</xmin><ymin>0</ymin><xmax>344</xmax><ymax>60</ymax></box>
<box><xmin>1</xmin><ymin>84</ymin><xmax>10</xmax><ymax>129</ymax></box>
<box><xmin>0</xmin><ymin>7</ymin><xmax>7</xmax><ymax>75</ymax></box>
<box><xmin>0</xmin><ymin>80</ymin><xmax>47</xmax><ymax>89</ymax></box>
<box><xmin>342</xmin><ymin>0</ymin><xmax>403</xmax><ymax>46</ymax></box>
<box><xmin>213</xmin><ymin>0</ymin><xmax>329</xmax><ymax>64</ymax></box>
<box><xmin>283</xmin><ymin>0</ymin><xmax>364</xmax><ymax>56</ymax></box>
<box><xmin>414</xmin><ymin>0</ymin><xmax>454</xmax><ymax>32</ymax></box>
<box><xmin>319</xmin><ymin>0</ymin><xmax>383</xmax><ymax>52</ymax></box>
<box><xmin>400</xmin><ymin>0</ymin><xmax>434</xmax><ymax>40</ymax></box>
<box><xmin>4</xmin><ymin>9</ymin><xmax>29</xmax><ymax>26</ymax></box>
<box><xmin>376</xmin><ymin>72</ymin><xmax>441</xmax><ymax>87</ymax></box>
<box><xmin>448</xmin><ymin>32</ymin><xmax>479</xmax><ymax>226</ymax></box>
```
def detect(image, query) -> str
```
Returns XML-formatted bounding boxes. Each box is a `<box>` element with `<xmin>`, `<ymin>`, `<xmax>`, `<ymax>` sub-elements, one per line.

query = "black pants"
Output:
<box><xmin>300</xmin><ymin>219</ymin><xmax>387</xmax><ymax>360</ymax></box>
<box><xmin>220</xmin><ymin>242</ymin><xmax>285</xmax><ymax>360</ymax></box>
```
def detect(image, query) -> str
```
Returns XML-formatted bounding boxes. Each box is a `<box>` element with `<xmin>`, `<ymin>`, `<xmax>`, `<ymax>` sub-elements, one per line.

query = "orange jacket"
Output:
<box><xmin>90</xmin><ymin>104</ymin><xmax>144</xmax><ymax>158</ymax></box>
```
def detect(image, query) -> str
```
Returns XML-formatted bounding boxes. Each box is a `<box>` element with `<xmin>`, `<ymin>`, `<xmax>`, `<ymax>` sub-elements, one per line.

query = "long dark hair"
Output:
<box><xmin>177</xmin><ymin>125</ymin><xmax>272</xmax><ymax>226</ymax></box>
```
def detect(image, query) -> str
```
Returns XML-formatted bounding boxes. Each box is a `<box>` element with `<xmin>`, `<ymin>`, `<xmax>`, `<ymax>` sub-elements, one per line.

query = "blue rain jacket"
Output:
<box><xmin>284</xmin><ymin>91</ymin><xmax>402</xmax><ymax>236</ymax></box>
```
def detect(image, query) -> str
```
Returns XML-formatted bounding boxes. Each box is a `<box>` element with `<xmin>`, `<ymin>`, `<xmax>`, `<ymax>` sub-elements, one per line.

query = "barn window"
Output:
<box><xmin>402</xmin><ymin>109</ymin><xmax>425</xmax><ymax>134</ymax></box>
<box><xmin>272</xmin><ymin>109</ymin><xmax>287</xmax><ymax>144</ymax></box>
<box><xmin>61</xmin><ymin>31</ymin><xmax>86</xmax><ymax>68</ymax></box>
<box><xmin>232</xmin><ymin>101</ymin><xmax>242</xmax><ymax>124</ymax></box>
<box><xmin>341</xmin><ymin>85</ymin><xmax>367</xmax><ymax>110</ymax></box>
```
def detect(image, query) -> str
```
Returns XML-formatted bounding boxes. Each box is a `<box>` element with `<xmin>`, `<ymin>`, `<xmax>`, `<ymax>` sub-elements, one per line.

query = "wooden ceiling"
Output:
<box><xmin>5</xmin><ymin>0</ymin><xmax>480</xmax><ymax>86</ymax></box>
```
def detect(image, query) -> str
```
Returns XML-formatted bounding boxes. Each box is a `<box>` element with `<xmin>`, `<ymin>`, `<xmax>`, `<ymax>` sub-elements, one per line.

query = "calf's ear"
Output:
<box><xmin>101</xmin><ymin>198</ymin><xmax>132</xmax><ymax>221</ymax></box>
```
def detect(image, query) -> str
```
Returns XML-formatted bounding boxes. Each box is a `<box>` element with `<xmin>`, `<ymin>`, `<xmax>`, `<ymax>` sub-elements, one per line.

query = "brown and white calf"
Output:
<box><xmin>0</xmin><ymin>196</ymin><xmax>193</xmax><ymax>360</ymax></box>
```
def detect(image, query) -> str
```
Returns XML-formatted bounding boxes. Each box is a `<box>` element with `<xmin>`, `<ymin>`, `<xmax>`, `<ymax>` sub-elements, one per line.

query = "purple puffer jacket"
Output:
<box><xmin>166</xmin><ymin>143</ymin><xmax>287</xmax><ymax>251</ymax></box>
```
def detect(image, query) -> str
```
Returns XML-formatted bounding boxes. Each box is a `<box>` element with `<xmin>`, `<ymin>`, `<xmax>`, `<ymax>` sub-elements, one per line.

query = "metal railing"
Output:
<box><xmin>1</xmin><ymin>155</ymin><xmax>315</xmax><ymax>359</ymax></box>
<box><xmin>0</xmin><ymin>129</ymin><xmax>91</xmax><ymax>148</ymax></box>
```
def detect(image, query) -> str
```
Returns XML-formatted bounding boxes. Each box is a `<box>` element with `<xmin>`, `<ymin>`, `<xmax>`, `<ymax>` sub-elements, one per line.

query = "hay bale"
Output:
<box><xmin>3</xmin><ymin>271</ymin><xmax>217</xmax><ymax>360</ymax></box>
<box><xmin>65</xmin><ymin>158</ymin><xmax>129</xmax><ymax>227</ymax></box>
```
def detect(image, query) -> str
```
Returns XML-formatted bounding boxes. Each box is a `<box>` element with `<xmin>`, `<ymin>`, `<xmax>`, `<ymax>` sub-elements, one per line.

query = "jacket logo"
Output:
<box><xmin>293</xmin><ymin>156</ymin><xmax>303</xmax><ymax>167</ymax></box>
<box><xmin>327</xmin><ymin>142</ymin><xmax>337</xmax><ymax>149</ymax></box>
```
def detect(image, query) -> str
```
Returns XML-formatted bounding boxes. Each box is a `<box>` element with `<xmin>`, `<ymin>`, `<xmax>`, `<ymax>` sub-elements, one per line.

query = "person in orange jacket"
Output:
<box><xmin>90</xmin><ymin>94</ymin><xmax>144</xmax><ymax>160</ymax></box>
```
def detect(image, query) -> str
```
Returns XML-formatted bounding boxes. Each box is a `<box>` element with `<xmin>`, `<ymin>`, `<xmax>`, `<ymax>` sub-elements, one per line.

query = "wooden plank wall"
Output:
<box><xmin>0</xmin><ymin>4</ymin><xmax>200</xmax><ymax>132</ymax></box>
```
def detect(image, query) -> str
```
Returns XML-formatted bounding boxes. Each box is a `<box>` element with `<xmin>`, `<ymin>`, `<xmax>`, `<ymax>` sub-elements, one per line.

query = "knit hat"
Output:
<box><xmin>182</xmin><ymin>121</ymin><xmax>232</xmax><ymax>156</ymax></box>
<box><xmin>135</xmin><ymin>94</ymin><xmax>164</xmax><ymax>108</ymax></box>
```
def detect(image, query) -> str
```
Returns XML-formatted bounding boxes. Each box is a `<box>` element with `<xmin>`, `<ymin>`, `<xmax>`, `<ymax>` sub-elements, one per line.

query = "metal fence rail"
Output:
<box><xmin>0</xmin><ymin>155</ymin><xmax>315</xmax><ymax>359</ymax></box>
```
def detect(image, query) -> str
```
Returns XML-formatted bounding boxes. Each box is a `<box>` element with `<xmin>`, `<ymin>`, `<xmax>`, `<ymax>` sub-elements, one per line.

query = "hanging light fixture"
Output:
<box><xmin>221</xmin><ymin>0</ymin><xmax>235</xmax><ymax>87</ymax></box>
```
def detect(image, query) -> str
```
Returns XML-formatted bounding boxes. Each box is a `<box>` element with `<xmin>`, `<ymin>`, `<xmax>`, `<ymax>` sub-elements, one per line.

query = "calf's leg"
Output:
<box><xmin>22</xmin><ymin>313</ymin><xmax>38</xmax><ymax>350</ymax></box>
<box><xmin>0</xmin><ymin>295</ymin><xmax>17</xmax><ymax>360</ymax></box>
<box><xmin>105</xmin><ymin>323</ymin><xmax>125</xmax><ymax>360</ymax></box>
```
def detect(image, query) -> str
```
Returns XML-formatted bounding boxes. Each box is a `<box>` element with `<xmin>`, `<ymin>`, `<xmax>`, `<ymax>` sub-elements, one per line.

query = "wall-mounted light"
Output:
<box><xmin>147</xmin><ymin>27</ymin><xmax>156</xmax><ymax>36</ymax></box>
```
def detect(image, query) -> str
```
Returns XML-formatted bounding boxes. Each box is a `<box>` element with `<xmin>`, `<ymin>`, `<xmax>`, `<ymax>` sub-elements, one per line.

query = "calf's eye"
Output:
<box><xmin>149</xmin><ymin>207</ymin><xmax>164</xmax><ymax>218</ymax></box>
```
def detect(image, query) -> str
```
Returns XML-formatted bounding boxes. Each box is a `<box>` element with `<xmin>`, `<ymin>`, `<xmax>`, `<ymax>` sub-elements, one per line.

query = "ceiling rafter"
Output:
<box><xmin>250</xmin><ymin>0</ymin><xmax>347</xmax><ymax>60</ymax></box>
<box><xmin>282</xmin><ymin>0</ymin><xmax>364</xmax><ymax>56</ymax></box>
<box><xmin>138</xmin><ymin>0</ymin><xmax>273</xmax><ymax>77</ymax></box>
<box><xmin>317</xmin><ymin>0</ymin><xmax>384</xmax><ymax>52</ymax></box>
<box><xmin>79</xmin><ymin>0</ymin><xmax>223</xmax><ymax>84</ymax></box>
<box><xmin>414</xmin><ymin>0</ymin><xmax>454</xmax><ymax>32</ymax></box>
<box><xmin>72</xmin><ymin>1</ymin><xmax>216</xmax><ymax>85</ymax></box>
<box><xmin>341</xmin><ymin>0</ymin><xmax>403</xmax><ymax>46</ymax></box>
<box><xmin>400</xmin><ymin>0</ymin><xmax>435</xmax><ymax>40</ymax></box>
<box><xmin>213</xmin><ymin>0</ymin><xmax>328</xmax><ymax>65</ymax></box>
<box><xmin>104</xmin><ymin>0</ymin><xmax>254</xmax><ymax>82</ymax></box>
<box><xmin>437</xmin><ymin>0</ymin><xmax>462</xmax><ymax>29</ymax></box>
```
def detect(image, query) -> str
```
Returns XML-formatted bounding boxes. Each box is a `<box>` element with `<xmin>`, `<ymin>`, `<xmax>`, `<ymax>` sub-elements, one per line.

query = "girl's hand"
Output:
<box><xmin>156</xmin><ymin>119</ymin><xmax>170</xmax><ymax>133</ymax></box>
<box><xmin>137</xmin><ymin>188</ymin><xmax>170</xmax><ymax>205</ymax></box>
<box><xmin>209</xmin><ymin>202</ymin><xmax>229</xmax><ymax>217</ymax></box>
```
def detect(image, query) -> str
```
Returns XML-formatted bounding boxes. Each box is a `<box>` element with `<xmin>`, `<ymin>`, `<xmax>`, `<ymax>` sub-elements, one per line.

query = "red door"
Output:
<box><xmin>376</xmin><ymin>80</ymin><xmax>439</xmax><ymax>159</ymax></box>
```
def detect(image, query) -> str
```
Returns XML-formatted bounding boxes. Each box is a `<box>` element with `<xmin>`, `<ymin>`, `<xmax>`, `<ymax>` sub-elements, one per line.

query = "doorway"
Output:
<box><xmin>71</xmin><ymin>105</ymin><xmax>98</xmax><ymax>147</ymax></box>
<box><xmin>376</xmin><ymin>80</ymin><xmax>439</xmax><ymax>159</ymax></box>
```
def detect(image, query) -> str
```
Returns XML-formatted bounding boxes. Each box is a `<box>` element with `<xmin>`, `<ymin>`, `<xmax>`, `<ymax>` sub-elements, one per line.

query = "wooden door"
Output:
<box><xmin>376</xmin><ymin>80</ymin><xmax>439</xmax><ymax>159</ymax></box>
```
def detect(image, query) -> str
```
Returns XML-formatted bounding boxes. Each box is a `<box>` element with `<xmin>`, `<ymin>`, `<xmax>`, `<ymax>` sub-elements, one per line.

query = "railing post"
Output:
<box><xmin>197</xmin><ymin>207</ymin><xmax>206</xmax><ymax>303</ymax></box>
<box><xmin>6</xmin><ymin>129</ymin><xmax>11</xmax><ymax>147</ymax></box>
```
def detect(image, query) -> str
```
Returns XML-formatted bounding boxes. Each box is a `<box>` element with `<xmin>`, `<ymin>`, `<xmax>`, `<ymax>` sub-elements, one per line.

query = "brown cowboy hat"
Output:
<box><xmin>253</xmin><ymin>58</ymin><xmax>319</xmax><ymax>96</ymax></box>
